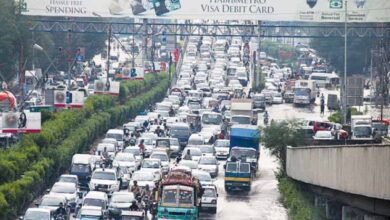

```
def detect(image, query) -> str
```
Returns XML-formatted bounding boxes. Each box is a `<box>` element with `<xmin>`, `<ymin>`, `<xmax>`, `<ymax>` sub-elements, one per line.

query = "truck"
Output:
<box><xmin>224</xmin><ymin>161</ymin><xmax>252</xmax><ymax>192</ymax></box>
<box><xmin>156</xmin><ymin>168</ymin><xmax>202</xmax><ymax>220</ymax></box>
<box><xmin>293</xmin><ymin>80</ymin><xmax>317</xmax><ymax>106</ymax></box>
<box><xmin>229</xmin><ymin>125</ymin><xmax>260</xmax><ymax>174</ymax></box>
<box><xmin>351</xmin><ymin>115</ymin><xmax>373</xmax><ymax>140</ymax></box>
<box><xmin>230</xmin><ymin>99</ymin><xmax>257</xmax><ymax>125</ymax></box>
<box><xmin>283</xmin><ymin>79</ymin><xmax>296</xmax><ymax>103</ymax></box>
<box><xmin>252</xmin><ymin>94</ymin><xmax>266</xmax><ymax>111</ymax></box>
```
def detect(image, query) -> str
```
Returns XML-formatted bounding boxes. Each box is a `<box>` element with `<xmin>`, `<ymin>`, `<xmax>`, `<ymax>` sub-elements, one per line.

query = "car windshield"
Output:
<box><xmin>170</xmin><ymin>127</ymin><xmax>190</xmax><ymax>136</ymax></box>
<box><xmin>254</xmin><ymin>96</ymin><xmax>265</xmax><ymax>101</ymax></box>
<box><xmin>122</xmin><ymin>216</ymin><xmax>144</xmax><ymax>220</ymax></box>
<box><xmin>203</xmin><ymin>188</ymin><xmax>217</xmax><ymax>197</ymax></box>
<box><xmin>115</xmin><ymin>154</ymin><xmax>134</xmax><ymax>162</ymax></box>
<box><xmin>41</xmin><ymin>197</ymin><xmax>62</xmax><ymax>206</ymax></box>
<box><xmin>111</xmin><ymin>194</ymin><xmax>133</xmax><ymax>203</ymax></box>
<box><xmin>199</xmin><ymin>157</ymin><xmax>217</xmax><ymax>165</ymax></box>
<box><xmin>179</xmin><ymin>189</ymin><xmax>193</xmax><ymax>205</ymax></box>
<box><xmin>294</xmin><ymin>88</ymin><xmax>310</xmax><ymax>96</ymax></box>
<box><xmin>354</xmin><ymin>127</ymin><xmax>372</xmax><ymax>137</ymax></box>
<box><xmin>226</xmin><ymin>163</ymin><xmax>238</xmax><ymax>172</ymax></box>
<box><xmin>180</xmin><ymin>161</ymin><xmax>197</xmax><ymax>169</ymax></box>
<box><xmin>71</xmin><ymin>164</ymin><xmax>90</xmax><ymax>173</ymax></box>
<box><xmin>142</xmin><ymin>160</ymin><xmax>160</xmax><ymax>168</ymax></box>
<box><xmin>202</xmin><ymin>114</ymin><xmax>222</xmax><ymax>125</ymax></box>
<box><xmin>194</xmin><ymin>173</ymin><xmax>212</xmax><ymax>181</ymax></box>
<box><xmin>151</xmin><ymin>154</ymin><xmax>169</xmax><ymax>162</ymax></box>
<box><xmin>170</xmin><ymin>139</ymin><xmax>179</xmax><ymax>145</ymax></box>
<box><xmin>162</xmin><ymin>188</ymin><xmax>177</xmax><ymax>204</ymax></box>
<box><xmin>215</xmin><ymin>140</ymin><xmax>230</xmax><ymax>148</ymax></box>
<box><xmin>92</xmin><ymin>171</ymin><xmax>116</xmax><ymax>181</ymax></box>
<box><xmin>24</xmin><ymin>211</ymin><xmax>49</xmax><ymax>220</ymax></box>
<box><xmin>231</xmin><ymin>149</ymin><xmax>257</xmax><ymax>159</ymax></box>
<box><xmin>132</xmin><ymin>172</ymin><xmax>155</xmax><ymax>181</ymax></box>
<box><xmin>83</xmin><ymin>198</ymin><xmax>104</xmax><ymax>208</ymax></box>
<box><xmin>59</xmin><ymin>176</ymin><xmax>77</xmax><ymax>184</ymax></box>
<box><xmin>232</xmin><ymin>116</ymin><xmax>251</xmax><ymax>124</ymax></box>
<box><xmin>106</xmin><ymin>133</ymin><xmax>123</xmax><ymax>141</ymax></box>
<box><xmin>186</xmin><ymin>149</ymin><xmax>202</xmax><ymax>156</ymax></box>
<box><xmin>51</xmin><ymin>184</ymin><xmax>76</xmax><ymax>194</ymax></box>
<box><xmin>240</xmin><ymin>163</ymin><xmax>250</xmax><ymax>173</ymax></box>
<box><xmin>140</xmin><ymin>139</ymin><xmax>154</xmax><ymax>145</ymax></box>
<box><xmin>188</xmin><ymin>138</ymin><xmax>203</xmax><ymax>145</ymax></box>
<box><xmin>124</xmin><ymin>148</ymin><xmax>140</xmax><ymax>156</ymax></box>
<box><xmin>199</xmin><ymin>146</ymin><xmax>214</xmax><ymax>154</ymax></box>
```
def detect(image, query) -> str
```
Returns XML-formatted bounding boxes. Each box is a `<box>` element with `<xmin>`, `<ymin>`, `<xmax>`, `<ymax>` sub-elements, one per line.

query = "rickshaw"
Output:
<box><xmin>187</xmin><ymin>114</ymin><xmax>201</xmax><ymax>133</ymax></box>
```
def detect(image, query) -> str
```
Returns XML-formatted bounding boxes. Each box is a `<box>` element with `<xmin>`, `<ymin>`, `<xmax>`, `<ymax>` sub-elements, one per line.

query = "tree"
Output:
<box><xmin>310</xmin><ymin>37</ymin><xmax>375</xmax><ymax>74</ymax></box>
<box><xmin>262</xmin><ymin>119</ymin><xmax>305</xmax><ymax>171</ymax></box>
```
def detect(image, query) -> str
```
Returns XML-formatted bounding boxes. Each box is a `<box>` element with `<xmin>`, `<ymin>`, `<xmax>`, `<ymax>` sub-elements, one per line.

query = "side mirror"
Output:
<box><xmin>34</xmin><ymin>203</ymin><xmax>40</xmax><ymax>207</ymax></box>
<box><xmin>223</xmin><ymin>164</ymin><xmax>226</xmax><ymax>170</ymax></box>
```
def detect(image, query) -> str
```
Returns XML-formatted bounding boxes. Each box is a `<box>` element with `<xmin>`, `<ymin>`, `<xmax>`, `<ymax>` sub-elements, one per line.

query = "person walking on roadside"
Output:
<box><xmin>320</xmin><ymin>94</ymin><xmax>325</xmax><ymax>116</ymax></box>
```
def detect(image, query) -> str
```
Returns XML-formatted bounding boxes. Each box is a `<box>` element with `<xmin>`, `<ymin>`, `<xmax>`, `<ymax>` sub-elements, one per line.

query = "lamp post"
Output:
<box><xmin>342</xmin><ymin>0</ymin><xmax>349</xmax><ymax>124</ymax></box>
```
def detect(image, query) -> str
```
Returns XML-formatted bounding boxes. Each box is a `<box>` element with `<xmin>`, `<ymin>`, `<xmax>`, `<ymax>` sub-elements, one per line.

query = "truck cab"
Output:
<box><xmin>351</xmin><ymin>115</ymin><xmax>373</xmax><ymax>141</ymax></box>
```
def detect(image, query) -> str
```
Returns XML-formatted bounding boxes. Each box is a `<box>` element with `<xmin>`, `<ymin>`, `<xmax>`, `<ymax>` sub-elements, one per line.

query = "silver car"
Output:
<box><xmin>198</xmin><ymin>156</ymin><xmax>219</xmax><ymax>178</ymax></box>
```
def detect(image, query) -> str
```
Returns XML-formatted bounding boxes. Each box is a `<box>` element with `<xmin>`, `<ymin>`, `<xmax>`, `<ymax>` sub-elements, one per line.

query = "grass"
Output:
<box><xmin>277</xmin><ymin>172</ymin><xmax>325</xmax><ymax>220</ymax></box>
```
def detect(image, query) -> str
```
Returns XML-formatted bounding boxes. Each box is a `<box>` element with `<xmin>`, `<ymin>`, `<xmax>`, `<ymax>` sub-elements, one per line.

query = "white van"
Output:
<box><xmin>106</xmin><ymin>129</ymin><xmax>124</xmax><ymax>149</ymax></box>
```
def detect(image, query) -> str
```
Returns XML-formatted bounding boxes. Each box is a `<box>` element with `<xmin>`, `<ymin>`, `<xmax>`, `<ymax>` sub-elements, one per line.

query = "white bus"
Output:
<box><xmin>309</xmin><ymin>72</ymin><xmax>339</xmax><ymax>88</ymax></box>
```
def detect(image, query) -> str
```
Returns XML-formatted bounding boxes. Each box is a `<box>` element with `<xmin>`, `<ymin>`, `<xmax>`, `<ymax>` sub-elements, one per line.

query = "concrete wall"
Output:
<box><xmin>287</xmin><ymin>144</ymin><xmax>390</xmax><ymax>201</ymax></box>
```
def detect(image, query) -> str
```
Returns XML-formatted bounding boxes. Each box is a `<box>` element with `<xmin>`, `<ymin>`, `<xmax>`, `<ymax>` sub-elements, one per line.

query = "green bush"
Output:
<box><xmin>0</xmin><ymin>73</ymin><xmax>169</xmax><ymax>219</ymax></box>
<box><xmin>0</xmin><ymin>73</ymin><xmax>166</xmax><ymax>185</ymax></box>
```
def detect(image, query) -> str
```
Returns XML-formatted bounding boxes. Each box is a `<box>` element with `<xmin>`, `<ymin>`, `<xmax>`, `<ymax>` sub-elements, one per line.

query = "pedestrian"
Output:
<box><xmin>320</xmin><ymin>95</ymin><xmax>325</xmax><ymax>116</ymax></box>
<box><xmin>138</xmin><ymin>139</ymin><xmax>145</xmax><ymax>158</ymax></box>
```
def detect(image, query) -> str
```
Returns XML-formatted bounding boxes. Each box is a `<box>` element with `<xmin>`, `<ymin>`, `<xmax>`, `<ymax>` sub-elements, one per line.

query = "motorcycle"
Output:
<box><xmin>55</xmin><ymin>214</ymin><xmax>66</xmax><ymax>220</ymax></box>
<box><xmin>150</xmin><ymin>201</ymin><xmax>158</xmax><ymax>220</ymax></box>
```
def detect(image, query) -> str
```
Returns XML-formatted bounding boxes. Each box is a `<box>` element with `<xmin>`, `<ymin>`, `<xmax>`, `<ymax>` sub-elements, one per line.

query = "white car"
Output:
<box><xmin>214</xmin><ymin>140</ymin><xmax>230</xmax><ymax>159</ymax></box>
<box><xmin>49</xmin><ymin>182</ymin><xmax>78</xmax><ymax>208</ymax></box>
<box><xmin>22</xmin><ymin>208</ymin><xmax>52</xmax><ymax>220</ymax></box>
<box><xmin>109</xmin><ymin>192</ymin><xmax>134</xmax><ymax>210</ymax></box>
<box><xmin>89</xmin><ymin>169</ymin><xmax>121</xmax><ymax>195</ymax></box>
<box><xmin>58</xmin><ymin>174</ymin><xmax>79</xmax><ymax>186</ymax></box>
<box><xmin>272</xmin><ymin>93</ymin><xmax>283</xmax><ymax>104</ymax></box>
<box><xmin>123</xmin><ymin>147</ymin><xmax>143</xmax><ymax>165</ymax></box>
<box><xmin>178</xmin><ymin>160</ymin><xmax>199</xmax><ymax>171</ymax></box>
<box><xmin>130</xmin><ymin>171</ymin><xmax>157</xmax><ymax>190</ymax></box>
<box><xmin>200</xmin><ymin>186</ymin><xmax>218</xmax><ymax>214</ymax></box>
<box><xmin>150</xmin><ymin>152</ymin><xmax>170</xmax><ymax>174</ymax></box>
<box><xmin>182</xmin><ymin>147</ymin><xmax>203</xmax><ymax>162</ymax></box>
<box><xmin>113</xmin><ymin>152</ymin><xmax>138</xmax><ymax>172</ymax></box>
<box><xmin>140</xmin><ymin>159</ymin><xmax>162</xmax><ymax>180</ymax></box>
<box><xmin>96</xmin><ymin>143</ymin><xmax>116</xmax><ymax>159</ymax></box>
<box><xmin>313</xmin><ymin>130</ymin><xmax>335</xmax><ymax>140</ymax></box>
<box><xmin>191</xmin><ymin>170</ymin><xmax>213</xmax><ymax>187</ymax></box>
<box><xmin>38</xmin><ymin>194</ymin><xmax>68</xmax><ymax>213</ymax></box>
<box><xmin>198</xmin><ymin>156</ymin><xmax>219</xmax><ymax>178</ymax></box>
<box><xmin>106</xmin><ymin>129</ymin><xmax>124</xmax><ymax>150</ymax></box>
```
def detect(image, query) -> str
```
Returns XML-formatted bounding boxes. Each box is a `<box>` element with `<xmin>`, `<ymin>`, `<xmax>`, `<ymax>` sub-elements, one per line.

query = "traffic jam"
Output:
<box><xmin>22</xmin><ymin>32</ymin><xmax>263</xmax><ymax>220</ymax></box>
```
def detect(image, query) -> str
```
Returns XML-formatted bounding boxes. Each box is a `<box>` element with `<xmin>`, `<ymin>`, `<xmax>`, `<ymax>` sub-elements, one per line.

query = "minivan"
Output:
<box><xmin>169</xmin><ymin>123</ymin><xmax>191</xmax><ymax>148</ymax></box>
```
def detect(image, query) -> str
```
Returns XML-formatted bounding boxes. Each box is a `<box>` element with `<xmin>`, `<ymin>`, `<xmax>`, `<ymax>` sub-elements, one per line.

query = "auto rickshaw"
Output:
<box><xmin>187</xmin><ymin>114</ymin><xmax>201</xmax><ymax>133</ymax></box>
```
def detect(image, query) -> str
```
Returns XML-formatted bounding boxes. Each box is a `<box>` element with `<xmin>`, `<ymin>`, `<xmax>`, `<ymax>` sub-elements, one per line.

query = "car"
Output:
<box><xmin>49</xmin><ymin>182</ymin><xmax>78</xmax><ymax>212</ymax></box>
<box><xmin>169</xmin><ymin>138</ymin><xmax>181</xmax><ymax>158</ymax></box>
<box><xmin>22</xmin><ymin>208</ymin><xmax>52</xmax><ymax>220</ymax></box>
<box><xmin>117</xmin><ymin>166</ymin><xmax>132</xmax><ymax>189</ymax></box>
<box><xmin>178</xmin><ymin>159</ymin><xmax>199</xmax><ymax>171</ymax></box>
<box><xmin>38</xmin><ymin>194</ymin><xmax>68</xmax><ymax>214</ymax></box>
<box><xmin>200</xmin><ymin>185</ymin><xmax>218</xmax><ymax>213</ymax></box>
<box><xmin>140</xmin><ymin>159</ymin><xmax>162</xmax><ymax>180</ymax></box>
<box><xmin>272</xmin><ymin>92</ymin><xmax>283</xmax><ymax>104</ymax></box>
<box><xmin>74</xmin><ymin>206</ymin><xmax>105</xmax><ymax>220</ymax></box>
<box><xmin>214</xmin><ymin>140</ymin><xmax>230</xmax><ymax>159</ymax></box>
<box><xmin>137</xmin><ymin>137</ymin><xmax>156</xmax><ymax>157</ymax></box>
<box><xmin>113</xmin><ymin>152</ymin><xmax>138</xmax><ymax>172</ymax></box>
<box><xmin>106</xmin><ymin>129</ymin><xmax>124</xmax><ymax>150</ymax></box>
<box><xmin>197</xmin><ymin>145</ymin><xmax>216</xmax><ymax>157</ymax></box>
<box><xmin>191</xmin><ymin>170</ymin><xmax>213</xmax><ymax>187</ymax></box>
<box><xmin>181</xmin><ymin>147</ymin><xmax>203</xmax><ymax>162</ymax></box>
<box><xmin>150</xmin><ymin>152</ymin><xmax>170</xmax><ymax>174</ymax></box>
<box><xmin>58</xmin><ymin>174</ymin><xmax>79</xmax><ymax>186</ymax></box>
<box><xmin>198</xmin><ymin>156</ymin><xmax>219</xmax><ymax>178</ymax></box>
<box><xmin>130</xmin><ymin>171</ymin><xmax>157</xmax><ymax>190</ymax></box>
<box><xmin>96</xmin><ymin>143</ymin><xmax>116</xmax><ymax>159</ymax></box>
<box><xmin>82</xmin><ymin>191</ymin><xmax>108</xmax><ymax>211</ymax></box>
<box><xmin>123</xmin><ymin>146</ymin><xmax>143</xmax><ymax>165</ymax></box>
<box><xmin>89</xmin><ymin>168</ymin><xmax>121</xmax><ymax>195</ymax></box>
<box><xmin>313</xmin><ymin>130</ymin><xmax>335</xmax><ymax>140</ymax></box>
<box><xmin>109</xmin><ymin>191</ymin><xmax>135</xmax><ymax>210</ymax></box>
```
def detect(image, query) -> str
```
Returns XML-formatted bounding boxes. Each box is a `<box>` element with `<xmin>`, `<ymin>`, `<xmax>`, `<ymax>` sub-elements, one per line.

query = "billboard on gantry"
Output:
<box><xmin>21</xmin><ymin>0</ymin><xmax>390</xmax><ymax>23</ymax></box>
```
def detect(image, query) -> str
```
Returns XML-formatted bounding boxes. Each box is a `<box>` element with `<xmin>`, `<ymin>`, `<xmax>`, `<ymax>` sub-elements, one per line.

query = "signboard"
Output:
<box><xmin>21</xmin><ymin>0</ymin><xmax>390</xmax><ymax>23</ymax></box>
<box><xmin>54</xmin><ymin>90</ymin><xmax>67</xmax><ymax>108</ymax></box>
<box><xmin>69</xmin><ymin>91</ymin><xmax>85</xmax><ymax>108</ymax></box>
<box><xmin>94</xmin><ymin>80</ymin><xmax>120</xmax><ymax>96</ymax></box>
<box><xmin>346</xmin><ymin>76</ymin><xmax>364</xmax><ymax>106</ymax></box>
<box><xmin>2</xmin><ymin>112</ymin><xmax>41</xmax><ymax>134</ymax></box>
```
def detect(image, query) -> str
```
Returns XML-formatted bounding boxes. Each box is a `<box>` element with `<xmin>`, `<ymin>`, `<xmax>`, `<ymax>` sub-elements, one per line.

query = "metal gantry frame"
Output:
<box><xmin>28</xmin><ymin>19</ymin><xmax>390</xmax><ymax>38</ymax></box>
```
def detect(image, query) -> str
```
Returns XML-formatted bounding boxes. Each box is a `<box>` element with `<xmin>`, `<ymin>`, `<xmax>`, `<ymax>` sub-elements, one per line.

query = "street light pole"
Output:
<box><xmin>106</xmin><ymin>24</ymin><xmax>112</xmax><ymax>85</ymax></box>
<box><xmin>343</xmin><ymin>0</ymin><xmax>348</xmax><ymax>124</ymax></box>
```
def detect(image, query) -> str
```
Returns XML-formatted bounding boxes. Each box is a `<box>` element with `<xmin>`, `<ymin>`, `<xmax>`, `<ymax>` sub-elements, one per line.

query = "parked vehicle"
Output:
<box><xmin>351</xmin><ymin>115</ymin><xmax>373</xmax><ymax>141</ymax></box>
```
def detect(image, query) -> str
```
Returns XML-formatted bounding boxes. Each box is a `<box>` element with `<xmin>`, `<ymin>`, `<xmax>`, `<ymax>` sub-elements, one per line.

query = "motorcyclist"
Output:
<box><xmin>54</xmin><ymin>202</ymin><xmax>67</xmax><ymax>217</ymax></box>
<box><xmin>169</xmin><ymin>107</ymin><xmax>175</xmax><ymax>117</ymax></box>
<box><xmin>101</xmin><ymin>147</ymin><xmax>111</xmax><ymax>167</ymax></box>
<box><xmin>138</xmin><ymin>140</ymin><xmax>145</xmax><ymax>158</ymax></box>
<box><xmin>183</xmin><ymin>150</ymin><xmax>192</xmax><ymax>160</ymax></box>
<box><xmin>155</xmin><ymin>126</ymin><xmax>163</xmax><ymax>137</ymax></box>
<box><xmin>124</xmin><ymin>132</ymin><xmax>131</xmax><ymax>147</ymax></box>
<box><xmin>130</xmin><ymin>180</ymin><xmax>141</xmax><ymax>195</ymax></box>
<box><xmin>129</xmin><ymin>200</ymin><xmax>140</xmax><ymax>211</ymax></box>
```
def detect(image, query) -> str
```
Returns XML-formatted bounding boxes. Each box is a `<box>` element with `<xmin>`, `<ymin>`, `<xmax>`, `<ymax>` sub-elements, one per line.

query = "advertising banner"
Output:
<box><xmin>22</xmin><ymin>0</ymin><xmax>390</xmax><ymax>23</ymax></box>
<box><xmin>2</xmin><ymin>112</ymin><xmax>42</xmax><ymax>134</ymax></box>
<box><xmin>94</xmin><ymin>80</ymin><xmax>120</xmax><ymax>96</ymax></box>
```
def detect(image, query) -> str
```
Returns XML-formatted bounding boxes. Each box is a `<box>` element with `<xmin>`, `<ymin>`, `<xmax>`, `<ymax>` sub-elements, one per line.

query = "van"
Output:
<box><xmin>82</xmin><ymin>191</ymin><xmax>108</xmax><ymax>211</ymax></box>
<box><xmin>70</xmin><ymin>154</ymin><xmax>98</xmax><ymax>188</ymax></box>
<box><xmin>169</xmin><ymin>123</ymin><xmax>191</xmax><ymax>148</ymax></box>
<box><xmin>106</xmin><ymin>129</ymin><xmax>124</xmax><ymax>149</ymax></box>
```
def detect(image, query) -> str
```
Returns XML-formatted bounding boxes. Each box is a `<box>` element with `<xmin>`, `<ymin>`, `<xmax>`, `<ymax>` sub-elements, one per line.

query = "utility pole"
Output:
<box><xmin>67</xmin><ymin>30</ymin><xmax>72</xmax><ymax>89</ymax></box>
<box><xmin>106</xmin><ymin>24</ymin><xmax>112</xmax><ymax>86</ymax></box>
<box><xmin>342</xmin><ymin>0</ymin><xmax>349</xmax><ymax>124</ymax></box>
<box><xmin>256</xmin><ymin>20</ymin><xmax>262</xmax><ymax>93</ymax></box>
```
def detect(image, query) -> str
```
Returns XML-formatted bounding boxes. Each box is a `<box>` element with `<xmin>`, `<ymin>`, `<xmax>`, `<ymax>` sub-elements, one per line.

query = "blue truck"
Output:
<box><xmin>228</xmin><ymin>125</ymin><xmax>261</xmax><ymax>174</ymax></box>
